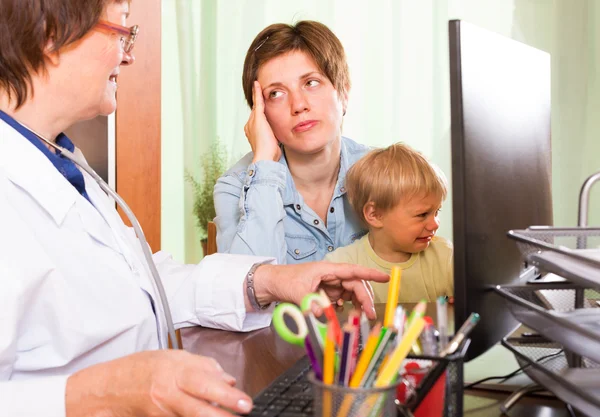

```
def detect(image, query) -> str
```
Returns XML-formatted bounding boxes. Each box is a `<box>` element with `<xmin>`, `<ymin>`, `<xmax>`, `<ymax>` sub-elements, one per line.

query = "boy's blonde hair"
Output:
<box><xmin>346</xmin><ymin>143</ymin><xmax>448</xmax><ymax>224</ymax></box>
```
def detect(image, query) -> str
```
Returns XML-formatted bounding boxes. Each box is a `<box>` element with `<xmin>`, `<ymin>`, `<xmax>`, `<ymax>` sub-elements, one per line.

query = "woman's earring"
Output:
<box><xmin>343</xmin><ymin>109</ymin><xmax>346</xmax><ymax>116</ymax></box>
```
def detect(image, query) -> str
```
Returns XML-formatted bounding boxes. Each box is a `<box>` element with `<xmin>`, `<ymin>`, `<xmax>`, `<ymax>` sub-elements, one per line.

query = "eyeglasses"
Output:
<box><xmin>95</xmin><ymin>19</ymin><xmax>139</xmax><ymax>53</ymax></box>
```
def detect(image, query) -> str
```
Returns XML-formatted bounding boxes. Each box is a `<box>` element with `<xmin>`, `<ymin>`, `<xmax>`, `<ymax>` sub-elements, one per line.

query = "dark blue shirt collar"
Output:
<box><xmin>0</xmin><ymin>110</ymin><xmax>90</xmax><ymax>201</ymax></box>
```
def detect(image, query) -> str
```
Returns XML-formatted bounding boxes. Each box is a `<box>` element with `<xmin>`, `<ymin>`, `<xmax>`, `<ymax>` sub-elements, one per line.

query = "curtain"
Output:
<box><xmin>162</xmin><ymin>0</ymin><xmax>600</xmax><ymax>263</ymax></box>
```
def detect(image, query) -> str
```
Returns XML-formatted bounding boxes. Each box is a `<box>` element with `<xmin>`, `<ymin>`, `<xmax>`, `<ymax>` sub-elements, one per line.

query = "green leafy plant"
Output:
<box><xmin>185</xmin><ymin>139</ymin><xmax>228</xmax><ymax>240</ymax></box>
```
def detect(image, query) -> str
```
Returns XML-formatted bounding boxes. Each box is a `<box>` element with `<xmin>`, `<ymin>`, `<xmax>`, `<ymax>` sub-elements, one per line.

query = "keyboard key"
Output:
<box><xmin>294</xmin><ymin>400</ymin><xmax>309</xmax><ymax>408</ymax></box>
<box><xmin>284</xmin><ymin>385</ymin><xmax>308</xmax><ymax>396</ymax></box>
<box><xmin>272</xmin><ymin>399</ymin><xmax>291</xmax><ymax>408</ymax></box>
<box><xmin>284</xmin><ymin>405</ymin><xmax>304</xmax><ymax>412</ymax></box>
<box><xmin>248</xmin><ymin>356</ymin><xmax>315</xmax><ymax>417</ymax></box>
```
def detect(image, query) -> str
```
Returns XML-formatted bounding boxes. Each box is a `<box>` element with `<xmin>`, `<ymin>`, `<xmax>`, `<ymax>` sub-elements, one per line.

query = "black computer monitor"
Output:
<box><xmin>449</xmin><ymin>20</ymin><xmax>553</xmax><ymax>361</ymax></box>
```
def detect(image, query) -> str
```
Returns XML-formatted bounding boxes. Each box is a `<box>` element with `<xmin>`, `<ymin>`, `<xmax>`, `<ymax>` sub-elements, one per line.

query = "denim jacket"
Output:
<box><xmin>214</xmin><ymin>137</ymin><xmax>370</xmax><ymax>264</ymax></box>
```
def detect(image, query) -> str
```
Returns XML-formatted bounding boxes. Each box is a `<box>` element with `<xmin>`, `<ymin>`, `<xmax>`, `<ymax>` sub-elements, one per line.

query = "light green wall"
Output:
<box><xmin>161</xmin><ymin>0</ymin><xmax>186</xmax><ymax>262</ymax></box>
<box><xmin>161</xmin><ymin>0</ymin><xmax>217</xmax><ymax>263</ymax></box>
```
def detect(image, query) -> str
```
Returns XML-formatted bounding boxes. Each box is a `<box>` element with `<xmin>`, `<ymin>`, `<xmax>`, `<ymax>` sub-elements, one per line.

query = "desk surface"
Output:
<box><xmin>182</xmin><ymin>304</ymin><xmax>569</xmax><ymax>417</ymax></box>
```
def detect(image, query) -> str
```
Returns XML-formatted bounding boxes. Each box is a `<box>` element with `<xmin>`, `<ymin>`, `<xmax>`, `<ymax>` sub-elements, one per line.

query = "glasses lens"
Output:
<box><xmin>124</xmin><ymin>26</ymin><xmax>138</xmax><ymax>54</ymax></box>
<box><xmin>124</xmin><ymin>38</ymin><xmax>133</xmax><ymax>53</ymax></box>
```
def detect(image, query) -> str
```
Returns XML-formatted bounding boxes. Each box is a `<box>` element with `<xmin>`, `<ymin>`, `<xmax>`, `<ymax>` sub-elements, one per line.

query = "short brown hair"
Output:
<box><xmin>346</xmin><ymin>143</ymin><xmax>448</xmax><ymax>224</ymax></box>
<box><xmin>242</xmin><ymin>20</ymin><xmax>350</xmax><ymax>108</ymax></box>
<box><xmin>0</xmin><ymin>0</ymin><xmax>127</xmax><ymax>109</ymax></box>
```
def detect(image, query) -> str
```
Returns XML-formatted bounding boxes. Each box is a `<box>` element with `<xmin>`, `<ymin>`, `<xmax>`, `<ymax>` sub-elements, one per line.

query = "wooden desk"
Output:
<box><xmin>182</xmin><ymin>304</ymin><xmax>569</xmax><ymax>416</ymax></box>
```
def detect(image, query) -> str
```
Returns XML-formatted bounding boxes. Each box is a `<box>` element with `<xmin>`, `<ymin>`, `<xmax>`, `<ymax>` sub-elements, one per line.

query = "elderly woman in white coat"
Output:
<box><xmin>0</xmin><ymin>1</ymin><xmax>387</xmax><ymax>416</ymax></box>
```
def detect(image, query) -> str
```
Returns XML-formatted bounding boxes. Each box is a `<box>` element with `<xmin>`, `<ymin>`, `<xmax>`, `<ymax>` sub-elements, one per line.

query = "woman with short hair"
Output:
<box><xmin>215</xmin><ymin>21</ymin><xmax>369</xmax><ymax>265</ymax></box>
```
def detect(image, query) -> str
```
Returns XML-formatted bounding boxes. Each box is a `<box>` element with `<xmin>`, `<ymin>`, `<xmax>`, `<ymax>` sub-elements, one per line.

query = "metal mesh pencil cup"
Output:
<box><xmin>308</xmin><ymin>372</ymin><xmax>400</xmax><ymax>417</ymax></box>
<box><xmin>395</xmin><ymin>340</ymin><xmax>469</xmax><ymax>417</ymax></box>
<box><xmin>307</xmin><ymin>339</ymin><xmax>469</xmax><ymax>417</ymax></box>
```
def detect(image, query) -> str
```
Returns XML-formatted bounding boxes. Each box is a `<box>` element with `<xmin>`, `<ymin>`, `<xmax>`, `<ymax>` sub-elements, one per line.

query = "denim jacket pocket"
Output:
<box><xmin>286</xmin><ymin>234</ymin><xmax>318</xmax><ymax>261</ymax></box>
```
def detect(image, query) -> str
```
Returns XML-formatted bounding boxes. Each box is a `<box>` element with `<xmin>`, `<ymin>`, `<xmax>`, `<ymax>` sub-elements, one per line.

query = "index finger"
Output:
<box><xmin>253</xmin><ymin>80</ymin><xmax>265</xmax><ymax>112</ymax></box>
<box><xmin>342</xmin><ymin>279</ymin><xmax>377</xmax><ymax>320</ymax></box>
<box><xmin>323</xmin><ymin>263</ymin><xmax>389</xmax><ymax>283</ymax></box>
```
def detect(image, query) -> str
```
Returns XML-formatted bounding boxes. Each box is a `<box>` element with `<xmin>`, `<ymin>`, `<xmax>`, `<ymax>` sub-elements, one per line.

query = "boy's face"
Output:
<box><xmin>377</xmin><ymin>193</ymin><xmax>443</xmax><ymax>255</ymax></box>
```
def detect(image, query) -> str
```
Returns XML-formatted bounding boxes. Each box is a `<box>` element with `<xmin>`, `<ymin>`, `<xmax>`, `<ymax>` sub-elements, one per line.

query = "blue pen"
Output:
<box><xmin>338</xmin><ymin>326</ymin><xmax>354</xmax><ymax>385</ymax></box>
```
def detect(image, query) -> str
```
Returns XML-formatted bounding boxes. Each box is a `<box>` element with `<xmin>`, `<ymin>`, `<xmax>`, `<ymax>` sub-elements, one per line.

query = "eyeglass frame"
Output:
<box><xmin>95</xmin><ymin>19</ymin><xmax>139</xmax><ymax>53</ymax></box>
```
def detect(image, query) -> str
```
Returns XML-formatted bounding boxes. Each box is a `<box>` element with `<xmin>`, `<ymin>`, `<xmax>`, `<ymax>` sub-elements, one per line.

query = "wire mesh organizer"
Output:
<box><xmin>494</xmin><ymin>284</ymin><xmax>600</xmax><ymax>364</ymax></box>
<box><xmin>494</xmin><ymin>227</ymin><xmax>600</xmax><ymax>414</ymax></box>
<box><xmin>498</xmin><ymin>227</ymin><xmax>600</xmax><ymax>358</ymax></box>
<box><xmin>502</xmin><ymin>337</ymin><xmax>600</xmax><ymax>417</ymax></box>
<box><xmin>507</xmin><ymin>227</ymin><xmax>600</xmax><ymax>284</ymax></box>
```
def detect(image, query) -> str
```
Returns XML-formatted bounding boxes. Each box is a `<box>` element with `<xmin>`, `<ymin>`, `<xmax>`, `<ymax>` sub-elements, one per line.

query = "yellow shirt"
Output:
<box><xmin>324</xmin><ymin>234</ymin><xmax>454</xmax><ymax>303</ymax></box>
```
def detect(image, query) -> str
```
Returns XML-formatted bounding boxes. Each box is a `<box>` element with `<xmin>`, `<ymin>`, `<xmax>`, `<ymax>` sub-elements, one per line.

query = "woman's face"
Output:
<box><xmin>257</xmin><ymin>51</ymin><xmax>347</xmax><ymax>156</ymax></box>
<box><xmin>51</xmin><ymin>1</ymin><xmax>134</xmax><ymax>120</ymax></box>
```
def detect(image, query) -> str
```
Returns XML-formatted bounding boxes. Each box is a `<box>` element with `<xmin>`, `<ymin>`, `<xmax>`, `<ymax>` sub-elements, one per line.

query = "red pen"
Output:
<box><xmin>347</xmin><ymin>310</ymin><xmax>360</xmax><ymax>376</ymax></box>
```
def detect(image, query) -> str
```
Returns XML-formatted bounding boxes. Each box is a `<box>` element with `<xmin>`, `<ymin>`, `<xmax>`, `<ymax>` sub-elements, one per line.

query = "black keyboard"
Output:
<box><xmin>241</xmin><ymin>356</ymin><xmax>313</xmax><ymax>417</ymax></box>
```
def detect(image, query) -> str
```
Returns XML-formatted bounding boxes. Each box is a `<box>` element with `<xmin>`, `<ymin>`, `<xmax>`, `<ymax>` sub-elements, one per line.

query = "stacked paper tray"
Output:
<box><xmin>502</xmin><ymin>337</ymin><xmax>600</xmax><ymax>417</ymax></box>
<box><xmin>494</xmin><ymin>284</ymin><xmax>600</xmax><ymax>364</ymax></box>
<box><xmin>508</xmin><ymin>227</ymin><xmax>600</xmax><ymax>254</ymax></box>
<box><xmin>508</xmin><ymin>227</ymin><xmax>600</xmax><ymax>288</ymax></box>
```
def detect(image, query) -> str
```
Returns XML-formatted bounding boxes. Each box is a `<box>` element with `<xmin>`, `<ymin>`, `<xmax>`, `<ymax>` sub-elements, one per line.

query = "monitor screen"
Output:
<box><xmin>448</xmin><ymin>20</ymin><xmax>553</xmax><ymax>360</ymax></box>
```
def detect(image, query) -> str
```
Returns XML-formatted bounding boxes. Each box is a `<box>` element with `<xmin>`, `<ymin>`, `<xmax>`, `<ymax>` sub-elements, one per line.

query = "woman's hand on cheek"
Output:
<box><xmin>245</xmin><ymin>80</ymin><xmax>281</xmax><ymax>163</ymax></box>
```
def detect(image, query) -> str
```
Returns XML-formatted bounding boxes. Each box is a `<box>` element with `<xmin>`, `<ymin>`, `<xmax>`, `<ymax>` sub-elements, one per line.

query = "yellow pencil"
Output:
<box><xmin>383</xmin><ymin>267</ymin><xmax>402</xmax><ymax>328</ymax></box>
<box><xmin>323</xmin><ymin>325</ymin><xmax>336</xmax><ymax>384</ymax></box>
<box><xmin>323</xmin><ymin>325</ymin><xmax>336</xmax><ymax>416</ymax></box>
<box><xmin>375</xmin><ymin>317</ymin><xmax>426</xmax><ymax>387</ymax></box>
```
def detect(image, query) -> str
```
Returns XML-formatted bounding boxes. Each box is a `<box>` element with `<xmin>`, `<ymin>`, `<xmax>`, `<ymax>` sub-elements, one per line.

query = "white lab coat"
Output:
<box><xmin>0</xmin><ymin>119</ymin><xmax>274</xmax><ymax>417</ymax></box>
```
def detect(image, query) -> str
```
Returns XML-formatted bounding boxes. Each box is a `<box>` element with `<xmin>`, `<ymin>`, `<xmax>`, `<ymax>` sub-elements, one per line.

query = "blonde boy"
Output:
<box><xmin>325</xmin><ymin>143</ymin><xmax>453</xmax><ymax>303</ymax></box>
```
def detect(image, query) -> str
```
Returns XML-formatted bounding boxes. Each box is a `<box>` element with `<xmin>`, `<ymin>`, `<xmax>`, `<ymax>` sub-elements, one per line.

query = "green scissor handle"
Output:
<box><xmin>273</xmin><ymin>293</ymin><xmax>329</xmax><ymax>346</ymax></box>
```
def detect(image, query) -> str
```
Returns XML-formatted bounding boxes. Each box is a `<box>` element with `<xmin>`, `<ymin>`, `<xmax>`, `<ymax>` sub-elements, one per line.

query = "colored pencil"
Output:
<box><xmin>349</xmin><ymin>324</ymin><xmax>382</xmax><ymax>388</ymax></box>
<box><xmin>384</xmin><ymin>267</ymin><xmax>402</xmax><ymax>327</ymax></box>
<box><xmin>375</xmin><ymin>317</ymin><xmax>426</xmax><ymax>387</ymax></box>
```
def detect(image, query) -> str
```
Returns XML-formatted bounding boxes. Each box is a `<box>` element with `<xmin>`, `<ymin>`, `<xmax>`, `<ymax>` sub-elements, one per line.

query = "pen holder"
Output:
<box><xmin>396</xmin><ymin>339</ymin><xmax>471</xmax><ymax>417</ymax></box>
<box><xmin>307</xmin><ymin>372</ymin><xmax>400</xmax><ymax>417</ymax></box>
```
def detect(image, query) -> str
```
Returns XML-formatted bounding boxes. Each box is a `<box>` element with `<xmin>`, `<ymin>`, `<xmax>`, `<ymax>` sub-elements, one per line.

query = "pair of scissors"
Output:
<box><xmin>272</xmin><ymin>292</ymin><xmax>329</xmax><ymax>346</ymax></box>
